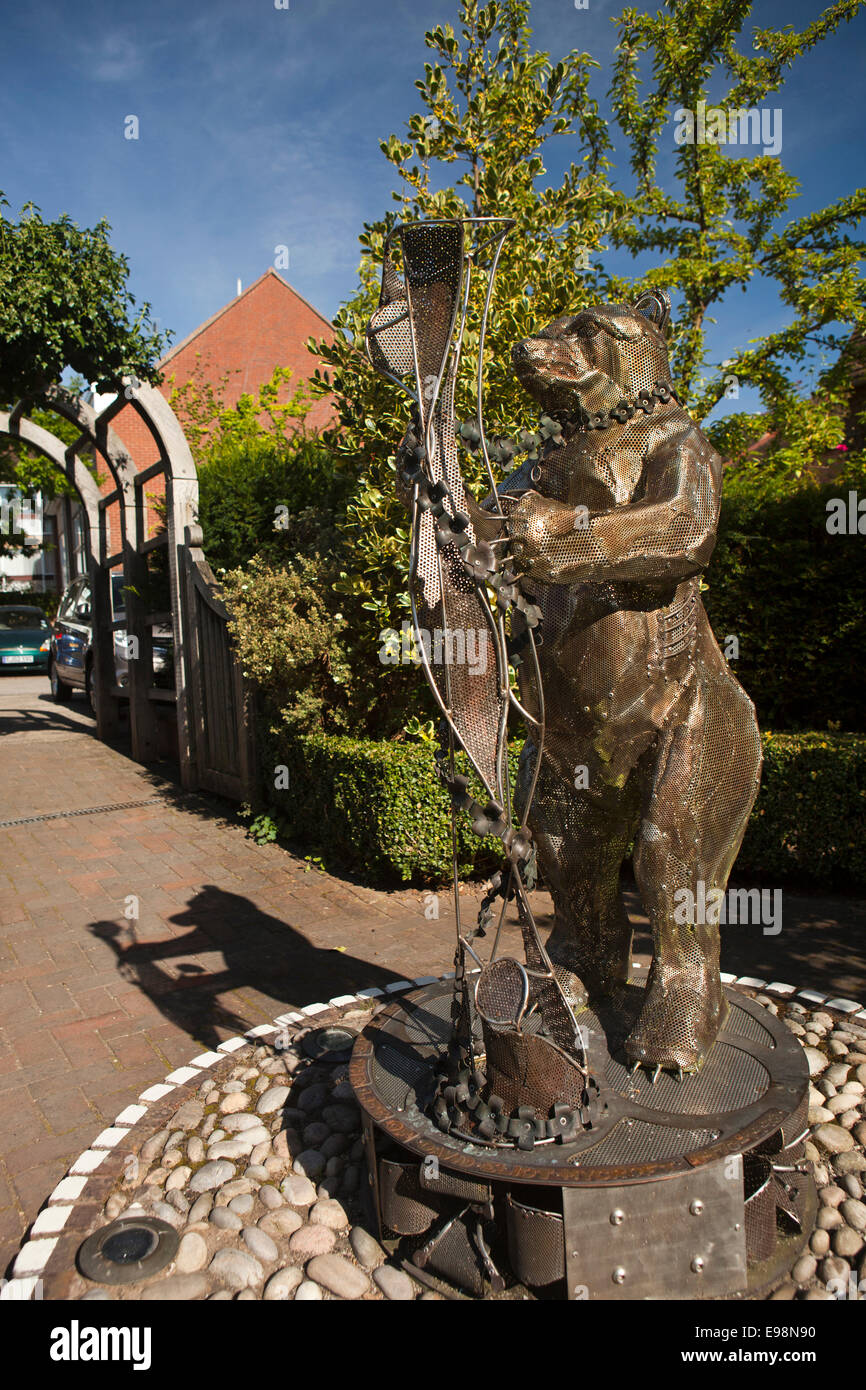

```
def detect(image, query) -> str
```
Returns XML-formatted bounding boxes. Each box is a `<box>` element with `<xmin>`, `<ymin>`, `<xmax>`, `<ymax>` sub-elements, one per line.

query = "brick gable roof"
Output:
<box><xmin>158</xmin><ymin>268</ymin><xmax>336</xmax><ymax>432</ymax></box>
<box><xmin>110</xmin><ymin>268</ymin><xmax>337</xmax><ymax>479</ymax></box>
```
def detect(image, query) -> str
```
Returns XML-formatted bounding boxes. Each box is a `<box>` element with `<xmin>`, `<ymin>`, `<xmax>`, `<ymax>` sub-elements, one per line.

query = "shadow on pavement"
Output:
<box><xmin>0</xmin><ymin>691</ymin><xmax>97</xmax><ymax>737</ymax></box>
<box><xmin>89</xmin><ymin>884</ymin><xmax>404</xmax><ymax>1051</ymax></box>
<box><xmin>623</xmin><ymin>875</ymin><xmax>866</xmax><ymax>1001</ymax></box>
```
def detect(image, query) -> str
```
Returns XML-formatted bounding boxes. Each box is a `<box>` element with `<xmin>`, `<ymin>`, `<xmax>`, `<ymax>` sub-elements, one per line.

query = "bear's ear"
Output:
<box><xmin>633</xmin><ymin>289</ymin><xmax>671</xmax><ymax>334</ymax></box>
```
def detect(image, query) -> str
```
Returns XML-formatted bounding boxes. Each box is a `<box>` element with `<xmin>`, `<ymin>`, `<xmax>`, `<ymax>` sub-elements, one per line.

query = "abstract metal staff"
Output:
<box><xmin>365</xmin><ymin>220</ymin><xmax>590</xmax><ymax>1123</ymax></box>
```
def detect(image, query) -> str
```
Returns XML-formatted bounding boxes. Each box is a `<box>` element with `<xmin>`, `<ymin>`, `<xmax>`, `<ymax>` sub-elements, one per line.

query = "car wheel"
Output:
<box><xmin>50</xmin><ymin>659</ymin><xmax>73</xmax><ymax>703</ymax></box>
<box><xmin>85</xmin><ymin>660</ymin><xmax>99</xmax><ymax>719</ymax></box>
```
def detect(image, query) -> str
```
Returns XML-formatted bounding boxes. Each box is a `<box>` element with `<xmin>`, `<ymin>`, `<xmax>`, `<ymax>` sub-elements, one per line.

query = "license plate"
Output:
<box><xmin>2</xmin><ymin>654</ymin><xmax>34</xmax><ymax>663</ymax></box>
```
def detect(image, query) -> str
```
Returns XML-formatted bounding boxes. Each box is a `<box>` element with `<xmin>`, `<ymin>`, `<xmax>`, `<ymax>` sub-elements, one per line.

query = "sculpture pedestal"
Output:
<box><xmin>349</xmin><ymin>980</ymin><xmax>814</xmax><ymax>1299</ymax></box>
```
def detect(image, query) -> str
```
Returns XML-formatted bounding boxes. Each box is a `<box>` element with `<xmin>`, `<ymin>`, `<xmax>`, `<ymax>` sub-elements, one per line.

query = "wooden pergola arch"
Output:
<box><xmin>0</xmin><ymin>379</ymin><xmax>199</xmax><ymax>787</ymax></box>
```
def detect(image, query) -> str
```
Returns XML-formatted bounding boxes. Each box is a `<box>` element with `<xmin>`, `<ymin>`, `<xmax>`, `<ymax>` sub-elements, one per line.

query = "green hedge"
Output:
<box><xmin>0</xmin><ymin>589</ymin><xmax>58</xmax><ymax>619</ymax></box>
<box><xmin>257</xmin><ymin>723</ymin><xmax>515</xmax><ymax>882</ymax></box>
<box><xmin>258</xmin><ymin>726</ymin><xmax>866</xmax><ymax>890</ymax></box>
<box><xmin>738</xmin><ymin>732</ymin><xmax>866</xmax><ymax>888</ymax></box>
<box><xmin>704</xmin><ymin>480</ymin><xmax>866</xmax><ymax>731</ymax></box>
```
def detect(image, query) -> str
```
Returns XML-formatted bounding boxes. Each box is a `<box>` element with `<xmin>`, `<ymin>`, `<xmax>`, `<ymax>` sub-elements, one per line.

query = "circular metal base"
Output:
<box><xmin>350</xmin><ymin>980</ymin><xmax>813</xmax><ymax>1299</ymax></box>
<box><xmin>302</xmin><ymin>1025</ymin><xmax>358</xmax><ymax>1061</ymax></box>
<box><xmin>77</xmin><ymin>1217</ymin><xmax>179</xmax><ymax>1286</ymax></box>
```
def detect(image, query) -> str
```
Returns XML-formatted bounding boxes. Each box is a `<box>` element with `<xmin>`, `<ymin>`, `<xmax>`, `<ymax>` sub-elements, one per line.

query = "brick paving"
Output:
<box><xmin>1</xmin><ymin>674</ymin><xmax>864</xmax><ymax>1277</ymax></box>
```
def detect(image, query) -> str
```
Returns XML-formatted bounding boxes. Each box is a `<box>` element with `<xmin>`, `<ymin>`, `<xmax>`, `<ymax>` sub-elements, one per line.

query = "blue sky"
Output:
<box><xmin>1</xmin><ymin>0</ymin><xmax>862</xmax><ymax>415</ymax></box>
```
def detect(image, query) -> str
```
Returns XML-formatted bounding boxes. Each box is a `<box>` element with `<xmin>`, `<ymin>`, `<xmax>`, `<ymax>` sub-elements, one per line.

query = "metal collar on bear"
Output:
<box><xmin>566</xmin><ymin>381</ymin><xmax>682</xmax><ymax>436</ymax></box>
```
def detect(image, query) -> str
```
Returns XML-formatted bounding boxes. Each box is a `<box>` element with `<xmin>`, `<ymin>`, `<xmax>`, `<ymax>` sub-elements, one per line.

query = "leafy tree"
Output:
<box><xmin>309</xmin><ymin>0</ymin><xmax>618</xmax><ymax>641</ymax></box>
<box><xmin>170</xmin><ymin>361</ymin><xmax>311</xmax><ymax>469</ymax></box>
<box><xmin>306</xmin><ymin>0</ymin><xmax>865</xmax><ymax>717</ymax></box>
<box><xmin>0</xmin><ymin>379</ymin><xmax>90</xmax><ymax>562</ymax></box>
<box><xmin>172</xmin><ymin>364</ymin><xmax>353</xmax><ymax>573</ymax></box>
<box><xmin>610</xmin><ymin>0</ymin><xmax>864</xmax><ymax>413</ymax></box>
<box><xmin>0</xmin><ymin>197</ymin><xmax>168</xmax><ymax>563</ymax></box>
<box><xmin>0</xmin><ymin>196</ymin><xmax>170</xmax><ymax>402</ymax></box>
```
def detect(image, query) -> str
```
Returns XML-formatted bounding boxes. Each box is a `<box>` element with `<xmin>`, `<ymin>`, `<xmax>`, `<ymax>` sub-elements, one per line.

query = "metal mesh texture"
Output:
<box><xmin>372</xmin><ymin>1040</ymin><xmax>432</xmax><ymax>1111</ymax></box>
<box><xmin>756</xmin><ymin>1094</ymin><xmax>808</xmax><ymax>1159</ymax></box>
<box><xmin>606</xmin><ymin>1041</ymin><xmax>770</xmax><ymax>1117</ymax></box>
<box><xmin>743</xmin><ymin>1154</ymin><xmax>777</xmax><ymax>1263</ymax></box>
<box><xmin>415</xmin><ymin>1213</ymin><xmax>493</xmax><ymax>1296</ymax></box>
<box><xmin>366</xmin><ymin>299</ymin><xmax>414</xmax><ymax>377</ymax></box>
<box><xmin>481</xmin><ymin>1024</ymin><xmax>586</xmax><ymax>1115</ymax></box>
<box><xmin>506</xmin><ymin>1193</ymin><xmax>565</xmax><ymax>1286</ymax></box>
<box><xmin>726</xmin><ymin>1004</ymin><xmax>778</xmax><ymax>1050</ymax></box>
<box><xmin>420</xmin><ymin>1168</ymin><xmax>493</xmax><ymax>1204</ymax></box>
<box><xmin>363</xmin><ymin>983</ymin><xmax>805</xmax><ymax>1186</ymax></box>
<box><xmin>575</xmin><ymin>1119</ymin><xmax>717</xmax><ymax>1165</ymax></box>
<box><xmin>504</xmin><ymin>301</ymin><xmax>763</xmax><ymax>1072</ymax></box>
<box><xmin>781</xmin><ymin>1095</ymin><xmax>809</xmax><ymax>1158</ymax></box>
<box><xmin>379</xmin><ymin>1156</ymin><xmax>442</xmax><ymax>1235</ymax></box>
<box><xmin>475</xmin><ymin>958</ymin><xmax>528</xmax><ymax>1026</ymax></box>
<box><xmin>371</xmin><ymin>984</ymin><xmax>775</xmax><ymax>1121</ymax></box>
<box><xmin>400</xmin><ymin>222</ymin><xmax>503</xmax><ymax>790</ymax></box>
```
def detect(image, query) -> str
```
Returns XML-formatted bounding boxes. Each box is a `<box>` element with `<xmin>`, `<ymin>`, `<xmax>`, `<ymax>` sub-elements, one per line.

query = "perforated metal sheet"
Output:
<box><xmin>372</xmin><ymin>1040</ymin><xmax>432</xmax><ymax>1111</ymax></box>
<box><xmin>476</xmin><ymin>958</ymin><xmax>529</xmax><ymax>1026</ymax></box>
<box><xmin>366</xmin><ymin>299</ymin><xmax>414</xmax><ymax>377</ymax></box>
<box><xmin>503</xmin><ymin>299</ymin><xmax>764</xmax><ymax>1073</ymax></box>
<box><xmin>572</xmin><ymin>1120</ymin><xmax>718</xmax><ymax>1166</ymax></box>
<box><xmin>606</xmin><ymin>1042</ymin><xmax>770</xmax><ymax>1117</ymax></box>
<box><xmin>727</xmin><ymin>1004</ymin><xmax>779</xmax><ymax>1050</ymax></box>
<box><xmin>352</xmin><ymin>981</ymin><xmax>809</xmax><ymax>1185</ymax></box>
<box><xmin>482</xmin><ymin>1024</ymin><xmax>586</xmax><ymax>1114</ymax></box>
<box><xmin>399</xmin><ymin>222</ymin><xmax>505</xmax><ymax>793</ymax></box>
<box><xmin>506</xmin><ymin>1193</ymin><xmax>566</xmax><ymax>1286</ymax></box>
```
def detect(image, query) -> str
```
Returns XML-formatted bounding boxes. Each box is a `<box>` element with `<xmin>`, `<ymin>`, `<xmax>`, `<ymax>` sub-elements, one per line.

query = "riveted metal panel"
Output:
<box><xmin>562</xmin><ymin>1158</ymin><xmax>746</xmax><ymax>1300</ymax></box>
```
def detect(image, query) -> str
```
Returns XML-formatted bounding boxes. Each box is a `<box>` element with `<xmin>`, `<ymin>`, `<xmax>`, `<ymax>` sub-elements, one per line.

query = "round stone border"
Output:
<box><xmin>3</xmin><ymin>967</ymin><xmax>864</xmax><ymax>1301</ymax></box>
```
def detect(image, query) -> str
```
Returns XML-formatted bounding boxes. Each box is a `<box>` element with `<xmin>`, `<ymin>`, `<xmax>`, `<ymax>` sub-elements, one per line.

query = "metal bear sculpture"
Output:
<box><xmin>481</xmin><ymin>290</ymin><xmax>762</xmax><ymax>1073</ymax></box>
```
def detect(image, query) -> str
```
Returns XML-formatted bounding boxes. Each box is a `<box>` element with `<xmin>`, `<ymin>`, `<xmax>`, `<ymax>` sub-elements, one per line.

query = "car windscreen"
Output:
<box><xmin>0</xmin><ymin>609</ymin><xmax>49</xmax><ymax>629</ymax></box>
<box><xmin>58</xmin><ymin>581</ymin><xmax>82</xmax><ymax>619</ymax></box>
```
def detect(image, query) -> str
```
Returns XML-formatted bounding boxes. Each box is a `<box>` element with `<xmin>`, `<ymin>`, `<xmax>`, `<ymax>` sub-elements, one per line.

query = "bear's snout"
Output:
<box><xmin>511</xmin><ymin>335</ymin><xmax>558</xmax><ymax>378</ymax></box>
<box><xmin>511</xmin><ymin>337</ymin><xmax>537</xmax><ymax>367</ymax></box>
<box><xmin>512</xmin><ymin>333</ymin><xmax>592</xmax><ymax>379</ymax></box>
<box><xmin>511</xmin><ymin>337</ymin><xmax>543</xmax><ymax>386</ymax></box>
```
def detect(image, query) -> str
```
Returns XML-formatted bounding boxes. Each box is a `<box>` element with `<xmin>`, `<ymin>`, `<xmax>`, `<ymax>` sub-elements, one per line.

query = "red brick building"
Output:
<box><xmin>44</xmin><ymin>269</ymin><xmax>336</xmax><ymax>592</ymax></box>
<box><xmin>112</xmin><ymin>267</ymin><xmax>336</xmax><ymax>471</ymax></box>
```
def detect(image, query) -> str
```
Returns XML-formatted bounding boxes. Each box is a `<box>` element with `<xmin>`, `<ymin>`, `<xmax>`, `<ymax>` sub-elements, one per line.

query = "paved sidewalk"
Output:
<box><xmin>1</xmin><ymin>675</ymin><xmax>864</xmax><ymax>1277</ymax></box>
<box><xmin>0</xmin><ymin>679</ymin><xmax>527</xmax><ymax>1275</ymax></box>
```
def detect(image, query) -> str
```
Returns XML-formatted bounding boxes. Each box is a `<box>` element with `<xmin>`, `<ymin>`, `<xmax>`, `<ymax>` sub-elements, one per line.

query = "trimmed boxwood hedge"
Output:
<box><xmin>704</xmin><ymin>482</ymin><xmax>866</xmax><ymax>733</ymax></box>
<box><xmin>739</xmin><ymin>732</ymin><xmax>866</xmax><ymax>888</ymax></box>
<box><xmin>258</xmin><ymin>725</ymin><xmax>866</xmax><ymax>890</ymax></box>
<box><xmin>257</xmin><ymin>723</ymin><xmax>517</xmax><ymax>882</ymax></box>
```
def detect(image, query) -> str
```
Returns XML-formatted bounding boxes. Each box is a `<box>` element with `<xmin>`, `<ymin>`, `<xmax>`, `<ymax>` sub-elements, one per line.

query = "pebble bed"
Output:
<box><xmin>768</xmin><ymin>996</ymin><xmax>866</xmax><ymax>1301</ymax></box>
<box><xmin>59</xmin><ymin>993</ymin><xmax>866</xmax><ymax>1301</ymax></box>
<box><xmin>74</xmin><ymin>1006</ymin><xmax>428</xmax><ymax>1302</ymax></box>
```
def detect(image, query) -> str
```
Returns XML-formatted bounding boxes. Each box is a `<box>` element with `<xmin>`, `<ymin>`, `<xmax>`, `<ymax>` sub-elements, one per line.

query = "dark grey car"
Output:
<box><xmin>49</xmin><ymin>575</ymin><xmax>173</xmax><ymax>712</ymax></box>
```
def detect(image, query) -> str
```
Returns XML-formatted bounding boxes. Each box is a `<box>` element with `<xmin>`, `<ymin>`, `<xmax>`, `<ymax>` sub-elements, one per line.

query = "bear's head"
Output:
<box><xmin>511</xmin><ymin>289</ymin><xmax>673</xmax><ymax>420</ymax></box>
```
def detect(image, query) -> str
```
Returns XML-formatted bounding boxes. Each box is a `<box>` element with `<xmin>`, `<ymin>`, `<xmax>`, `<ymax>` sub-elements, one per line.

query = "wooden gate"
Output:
<box><xmin>182</xmin><ymin>524</ymin><xmax>256</xmax><ymax>801</ymax></box>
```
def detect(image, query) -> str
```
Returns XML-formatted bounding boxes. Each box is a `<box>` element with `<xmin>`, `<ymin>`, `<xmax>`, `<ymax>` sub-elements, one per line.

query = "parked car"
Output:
<box><xmin>0</xmin><ymin>605</ymin><xmax>52</xmax><ymax>672</ymax></box>
<box><xmin>49</xmin><ymin>574</ymin><xmax>174</xmax><ymax>711</ymax></box>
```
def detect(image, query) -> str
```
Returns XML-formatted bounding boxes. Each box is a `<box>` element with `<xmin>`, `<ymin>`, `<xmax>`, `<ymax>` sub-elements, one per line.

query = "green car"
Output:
<box><xmin>0</xmin><ymin>605</ymin><xmax>52</xmax><ymax>672</ymax></box>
